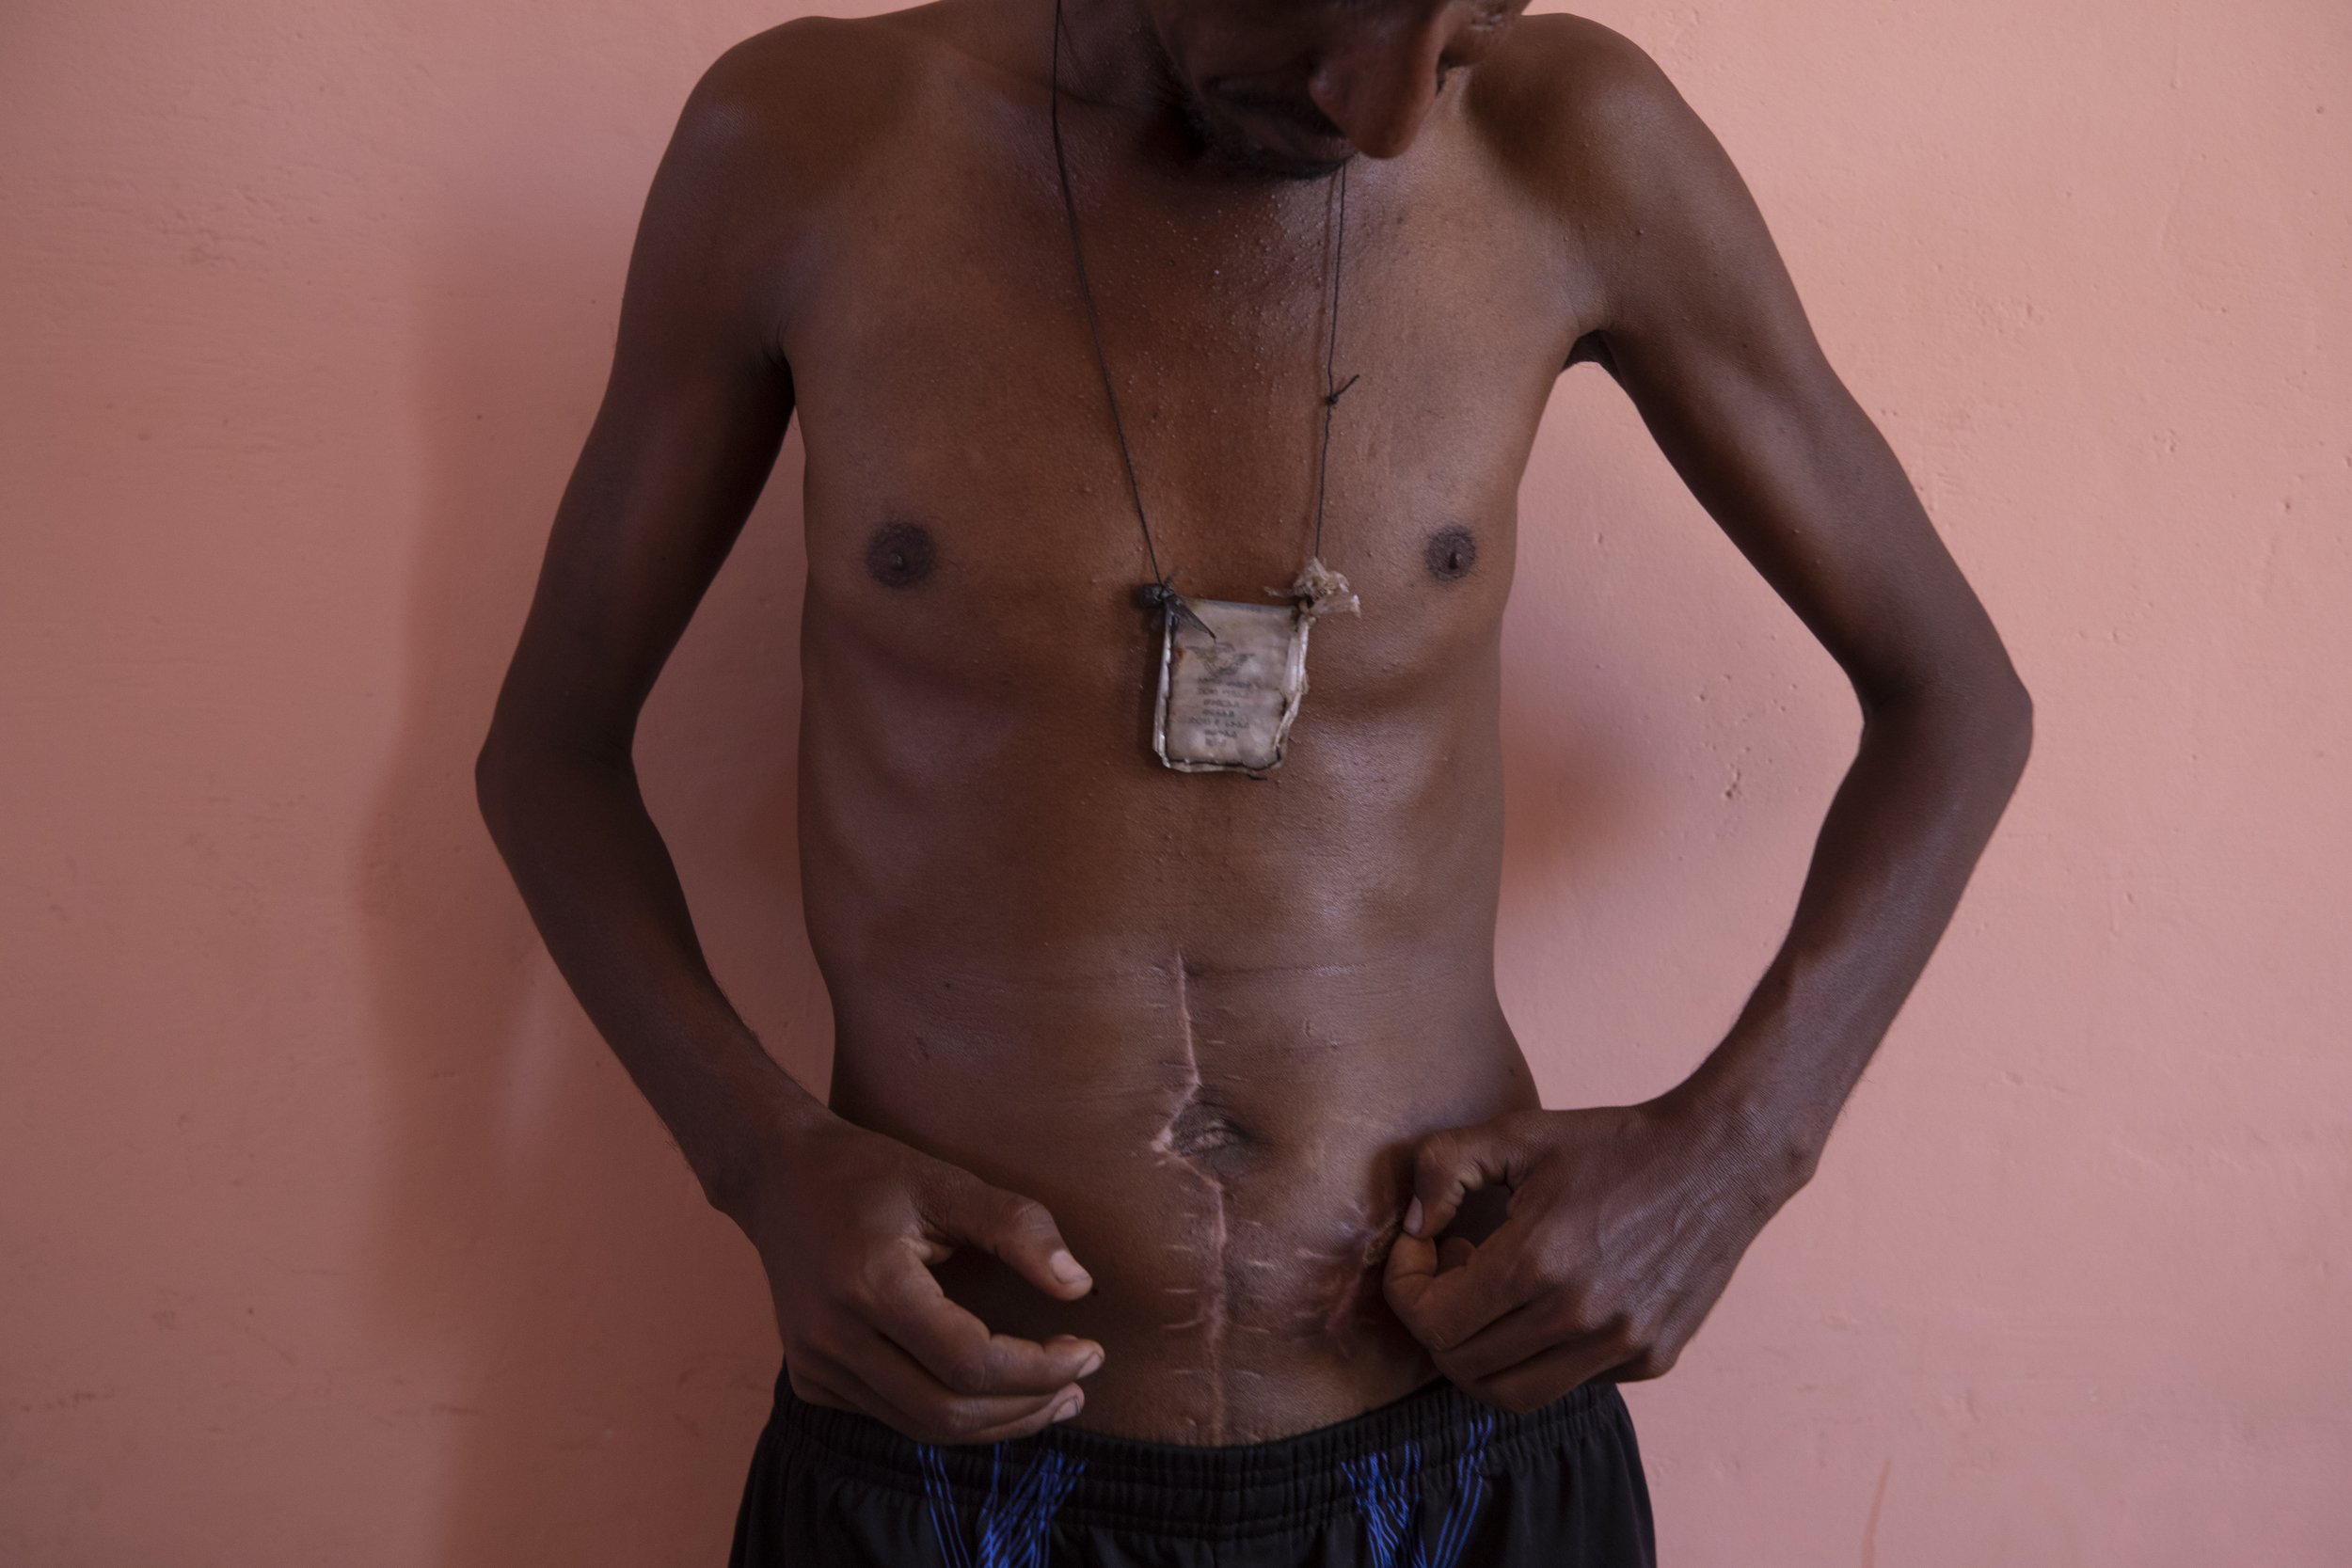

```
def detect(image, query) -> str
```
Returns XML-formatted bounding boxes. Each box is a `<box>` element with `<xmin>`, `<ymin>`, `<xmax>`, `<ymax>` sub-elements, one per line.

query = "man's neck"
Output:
<box><xmin>1043</xmin><ymin>0</ymin><xmax>1177</xmax><ymax>117</ymax></box>
<box><xmin>1042</xmin><ymin>0</ymin><xmax>1353</xmax><ymax>184</ymax></box>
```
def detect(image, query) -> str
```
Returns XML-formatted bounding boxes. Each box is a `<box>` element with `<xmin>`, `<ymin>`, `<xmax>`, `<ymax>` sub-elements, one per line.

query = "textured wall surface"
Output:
<box><xmin>4</xmin><ymin>1</ymin><xmax>2346</xmax><ymax>1563</ymax></box>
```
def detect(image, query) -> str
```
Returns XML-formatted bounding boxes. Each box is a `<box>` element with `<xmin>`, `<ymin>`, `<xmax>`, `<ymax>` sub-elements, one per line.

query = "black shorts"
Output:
<box><xmin>727</xmin><ymin>1369</ymin><xmax>1656</xmax><ymax>1566</ymax></box>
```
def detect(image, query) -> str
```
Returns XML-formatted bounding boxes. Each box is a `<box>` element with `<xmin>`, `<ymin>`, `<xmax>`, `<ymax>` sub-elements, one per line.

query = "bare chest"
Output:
<box><xmin>776</xmin><ymin>110</ymin><xmax>1584</xmax><ymax>714</ymax></box>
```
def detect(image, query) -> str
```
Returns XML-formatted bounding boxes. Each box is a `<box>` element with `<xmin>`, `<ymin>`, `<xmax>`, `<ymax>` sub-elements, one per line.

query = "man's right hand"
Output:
<box><xmin>729</xmin><ymin>1114</ymin><xmax>1105</xmax><ymax>1445</ymax></box>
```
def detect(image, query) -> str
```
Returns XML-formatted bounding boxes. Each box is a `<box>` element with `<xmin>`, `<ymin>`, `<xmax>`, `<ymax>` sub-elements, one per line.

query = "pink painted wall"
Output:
<box><xmin>4</xmin><ymin>0</ymin><xmax>2345</xmax><ymax>1561</ymax></box>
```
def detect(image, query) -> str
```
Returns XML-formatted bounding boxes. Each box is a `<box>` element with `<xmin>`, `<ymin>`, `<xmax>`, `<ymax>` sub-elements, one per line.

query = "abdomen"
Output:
<box><xmin>824</xmin><ymin>944</ymin><xmax>1538</xmax><ymax>1444</ymax></box>
<box><xmin>797</xmin><ymin>560</ymin><xmax>1526</xmax><ymax>1440</ymax></box>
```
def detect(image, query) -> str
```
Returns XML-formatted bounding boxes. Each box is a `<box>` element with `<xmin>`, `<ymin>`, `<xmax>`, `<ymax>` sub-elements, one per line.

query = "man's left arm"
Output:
<box><xmin>1386</xmin><ymin>32</ymin><xmax>2034</xmax><ymax>1410</ymax></box>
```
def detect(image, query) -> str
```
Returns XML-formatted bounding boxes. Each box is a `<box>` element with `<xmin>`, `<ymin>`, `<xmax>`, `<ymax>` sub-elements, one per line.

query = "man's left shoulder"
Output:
<box><xmin>1464</xmin><ymin>14</ymin><xmax>1708</xmax><ymax>215</ymax></box>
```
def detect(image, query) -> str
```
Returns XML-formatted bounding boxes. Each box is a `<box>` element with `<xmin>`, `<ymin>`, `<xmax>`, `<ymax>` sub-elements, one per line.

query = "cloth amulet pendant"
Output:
<box><xmin>1151</xmin><ymin>559</ymin><xmax>1359</xmax><ymax>776</ymax></box>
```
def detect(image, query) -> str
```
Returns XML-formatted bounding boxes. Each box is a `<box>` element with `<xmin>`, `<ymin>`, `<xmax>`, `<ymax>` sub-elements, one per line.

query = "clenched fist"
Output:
<box><xmin>1384</xmin><ymin>1096</ymin><xmax>1811</xmax><ymax>1413</ymax></box>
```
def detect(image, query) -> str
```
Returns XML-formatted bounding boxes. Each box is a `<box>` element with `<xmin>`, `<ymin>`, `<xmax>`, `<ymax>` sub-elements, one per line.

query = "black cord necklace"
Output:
<box><xmin>1047</xmin><ymin>0</ymin><xmax>1362</xmax><ymax>774</ymax></box>
<box><xmin>1049</xmin><ymin>0</ymin><xmax>1364</xmax><ymax>643</ymax></box>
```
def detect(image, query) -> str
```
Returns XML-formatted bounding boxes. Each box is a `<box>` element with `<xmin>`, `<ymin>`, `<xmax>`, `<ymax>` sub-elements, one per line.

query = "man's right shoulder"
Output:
<box><xmin>668</xmin><ymin>5</ymin><xmax>993</xmax><ymax>198</ymax></box>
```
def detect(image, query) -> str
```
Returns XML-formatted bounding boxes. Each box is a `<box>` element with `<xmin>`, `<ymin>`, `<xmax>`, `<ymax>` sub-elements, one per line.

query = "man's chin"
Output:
<box><xmin>1231</xmin><ymin>140</ymin><xmax>1356</xmax><ymax>182</ymax></box>
<box><xmin>1184</xmin><ymin>102</ymin><xmax>1355</xmax><ymax>182</ymax></box>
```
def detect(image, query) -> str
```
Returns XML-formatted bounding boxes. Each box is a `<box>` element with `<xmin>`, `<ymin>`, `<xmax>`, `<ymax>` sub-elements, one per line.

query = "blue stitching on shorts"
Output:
<box><xmin>1341</xmin><ymin>1407</ymin><xmax>1497</xmax><ymax>1568</ymax></box>
<box><xmin>917</xmin><ymin>1441</ymin><xmax>1084</xmax><ymax>1568</ymax></box>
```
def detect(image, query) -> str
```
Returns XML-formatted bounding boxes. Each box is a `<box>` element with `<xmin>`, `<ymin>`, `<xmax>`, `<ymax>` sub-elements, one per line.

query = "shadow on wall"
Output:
<box><xmin>353</xmin><ymin>195</ymin><xmax>825</xmax><ymax>1567</ymax></box>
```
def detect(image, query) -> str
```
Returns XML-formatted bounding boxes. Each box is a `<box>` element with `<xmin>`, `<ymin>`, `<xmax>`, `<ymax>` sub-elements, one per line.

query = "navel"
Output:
<box><xmin>864</xmin><ymin>520</ymin><xmax>936</xmax><ymax>588</ymax></box>
<box><xmin>1163</xmin><ymin>1100</ymin><xmax>1253</xmax><ymax>1163</ymax></box>
<box><xmin>1423</xmin><ymin>525</ymin><xmax>1477</xmax><ymax>581</ymax></box>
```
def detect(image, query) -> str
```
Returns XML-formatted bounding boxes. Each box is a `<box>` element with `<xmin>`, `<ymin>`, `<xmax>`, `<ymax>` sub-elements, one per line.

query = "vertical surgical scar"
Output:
<box><xmin>1424</xmin><ymin>526</ymin><xmax>1477</xmax><ymax>581</ymax></box>
<box><xmin>864</xmin><ymin>520</ymin><xmax>935</xmax><ymax>588</ymax></box>
<box><xmin>1152</xmin><ymin>951</ymin><xmax>1235</xmax><ymax>1442</ymax></box>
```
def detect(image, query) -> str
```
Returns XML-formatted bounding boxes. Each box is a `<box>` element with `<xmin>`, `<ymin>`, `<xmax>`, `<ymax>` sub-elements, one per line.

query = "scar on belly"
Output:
<box><xmin>1151</xmin><ymin>950</ymin><xmax>1233</xmax><ymax>1443</ymax></box>
<box><xmin>1320</xmin><ymin>1212</ymin><xmax>1406</xmax><ymax>1339</ymax></box>
<box><xmin>1246</xmin><ymin>1202</ymin><xmax>1406</xmax><ymax>1348</ymax></box>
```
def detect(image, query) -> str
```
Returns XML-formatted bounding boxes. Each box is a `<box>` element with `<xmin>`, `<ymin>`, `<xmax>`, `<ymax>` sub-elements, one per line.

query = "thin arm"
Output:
<box><xmin>1568</xmin><ymin>40</ymin><xmax>2033</xmax><ymax>1172</ymax></box>
<box><xmin>476</xmin><ymin>49</ymin><xmax>823</xmax><ymax>1213</ymax></box>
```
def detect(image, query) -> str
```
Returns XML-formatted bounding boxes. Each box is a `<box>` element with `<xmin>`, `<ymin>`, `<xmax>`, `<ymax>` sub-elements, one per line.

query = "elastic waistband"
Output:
<box><xmin>770</xmin><ymin>1370</ymin><xmax>1628</xmax><ymax>1539</ymax></box>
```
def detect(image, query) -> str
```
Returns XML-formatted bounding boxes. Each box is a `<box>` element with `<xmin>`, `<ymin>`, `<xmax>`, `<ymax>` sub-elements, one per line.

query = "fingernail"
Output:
<box><xmin>1404</xmin><ymin>1197</ymin><xmax>1424</xmax><ymax>1237</ymax></box>
<box><xmin>1077</xmin><ymin>1348</ymin><xmax>1104</xmax><ymax>1377</ymax></box>
<box><xmin>1052</xmin><ymin>1391</ymin><xmax>1083</xmax><ymax>1422</ymax></box>
<box><xmin>1049</xmin><ymin>1249</ymin><xmax>1091</xmax><ymax>1288</ymax></box>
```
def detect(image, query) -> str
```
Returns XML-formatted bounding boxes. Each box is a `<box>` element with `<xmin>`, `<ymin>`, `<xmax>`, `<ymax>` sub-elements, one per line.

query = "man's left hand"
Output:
<box><xmin>1382</xmin><ymin>1098</ymin><xmax>1810</xmax><ymax>1412</ymax></box>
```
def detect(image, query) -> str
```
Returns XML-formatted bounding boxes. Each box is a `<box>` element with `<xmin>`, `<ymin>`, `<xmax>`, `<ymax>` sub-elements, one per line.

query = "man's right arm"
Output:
<box><xmin>475</xmin><ymin>42</ymin><xmax>805</xmax><ymax>1233</ymax></box>
<box><xmin>475</xmin><ymin>35</ymin><xmax>1102</xmax><ymax>1443</ymax></box>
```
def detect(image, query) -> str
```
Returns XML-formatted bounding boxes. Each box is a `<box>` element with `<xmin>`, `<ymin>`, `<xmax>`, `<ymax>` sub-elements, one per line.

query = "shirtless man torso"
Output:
<box><xmin>478</xmin><ymin>2</ymin><xmax>2031</xmax><ymax>1561</ymax></box>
